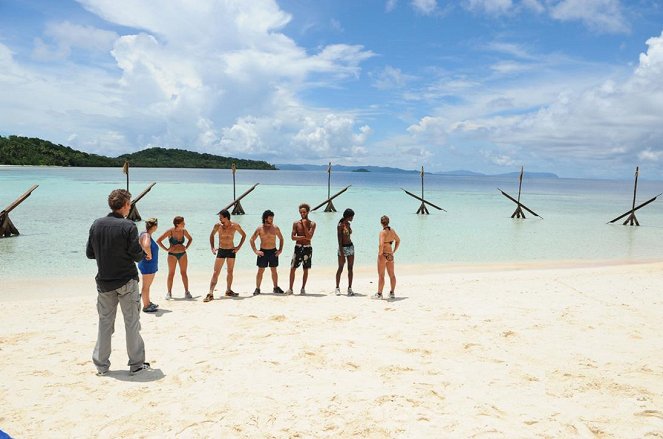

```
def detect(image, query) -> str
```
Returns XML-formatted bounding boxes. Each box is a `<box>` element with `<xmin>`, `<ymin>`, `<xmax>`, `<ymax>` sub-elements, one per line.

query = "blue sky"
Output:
<box><xmin>1</xmin><ymin>0</ymin><xmax>662</xmax><ymax>177</ymax></box>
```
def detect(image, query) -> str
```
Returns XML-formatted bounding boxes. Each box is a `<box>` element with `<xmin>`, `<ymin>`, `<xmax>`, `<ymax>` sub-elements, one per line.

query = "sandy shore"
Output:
<box><xmin>1</xmin><ymin>262</ymin><xmax>663</xmax><ymax>438</ymax></box>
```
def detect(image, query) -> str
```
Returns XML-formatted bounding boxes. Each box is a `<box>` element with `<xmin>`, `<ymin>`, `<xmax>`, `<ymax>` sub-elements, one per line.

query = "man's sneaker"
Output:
<box><xmin>389</xmin><ymin>291</ymin><xmax>396</xmax><ymax>299</ymax></box>
<box><xmin>203</xmin><ymin>293</ymin><xmax>214</xmax><ymax>302</ymax></box>
<box><xmin>225</xmin><ymin>290</ymin><xmax>239</xmax><ymax>297</ymax></box>
<box><xmin>185</xmin><ymin>291</ymin><xmax>193</xmax><ymax>299</ymax></box>
<box><xmin>253</xmin><ymin>288</ymin><xmax>261</xmax><ymax>296</ymax></box>
<box><xmin>130</xmin><ymin>362</ymin><xmax>151</xmax><ymax>376</ymax></box>
<box><xmin>165</xmin><ymin>292</ymin><xmax>172</xmax><ymax>300</ymax></box>
<box><xmin>285</xmin><ymin>288</ymin><xmax>293</xmax><ymax>295</ymax></box>
<box><xmin>273</xmin><ymin>286</ymin><xmax>284</xmax><ymax>295</ymax></box>
<box><xmin>335</xmin><ymin>287</ymin><xmax>341</xmax><ymax>296</ymax></box>
<box><xmin>372</xmin><ymin>292</ymin><xmax>383</xmax><ymax>300</ymax></box>
<box><xmin>143</xmin><ymin>303</ymin><xmax>158</xmax><ymax>313</ymax></box>
<box><xmin>300</xmin><ymin>288</ymin><xmax>306</xmax><ymax>295</ymax></box>
<box><xmin>347</xmin><ymin>287</ymin><xmax>355</xmax><ymax>297</ymax></box>
<box><xmin>96</xmin><ymin>370</ymin><xmax>108</xmax><ymax>377</ymax></box>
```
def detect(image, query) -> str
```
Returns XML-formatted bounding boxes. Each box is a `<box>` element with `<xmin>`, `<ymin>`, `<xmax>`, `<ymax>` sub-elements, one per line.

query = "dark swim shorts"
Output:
<box><xmin>257</xmin><ymin>248</ymin><xmax>278</xmax><ymax>268</ymax></box>
<box><xmin>290</xmin><ymin>245</ymin><xmax>312</xmax><ymax>269</ymax></box>
<box><xmin>216</xmin><ymin>248</ymin><xmax>236</xmax><ymax>259</ymax></box>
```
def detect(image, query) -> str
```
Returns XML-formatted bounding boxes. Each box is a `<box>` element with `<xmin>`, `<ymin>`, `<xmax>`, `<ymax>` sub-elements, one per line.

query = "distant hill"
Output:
<box><xmin>0</xmin><ymin>135</ymin><xmax>275</xmax><ymax>169</ymax></box>
<box><xmin>277</xmin><ymin>163</ymin><xmax>558</xmax><ymax>178</ymax></box>
<box><xmin>118</xmin><ymin>147</ymin><xmax>275</xmax><ymax>170</ymax></box>
<box><xmin>276</xmin><ymin>163</ymin><xmax>418</xmax><ymax>173</ymax></box>
<box><xmin>493</xmin><ymin>171</ymin><xmax>559</xmax><ymax>179</ymax></box>
<box><xmin>0</xmin><ymin>135</ymin><xmax>117</xmax><ymax>166</ymax></box>
<box><xmin>437</xmin><ymin>170</ymin><xmax>486</xmax><ymax>177</ymax></box>
<box><xmin>439</xmin><ymin>169</ymin><xmax>559</xmax><ymax>178</ymax></box>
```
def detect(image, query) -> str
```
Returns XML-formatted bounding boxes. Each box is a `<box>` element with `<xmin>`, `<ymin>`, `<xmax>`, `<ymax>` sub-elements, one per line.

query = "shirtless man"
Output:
<box><xmin>286</xmin><ymin>203</ymin><xmax>316</xmax><ymax>295</ymax></box>
<box><xmin>204</xmin><ymin>209</ymin><xmax>246</xmax><ymax>302</ymax></box>
<box><xmin>250</xmin><ymin>209</ymin><xmax>284</xmax><ymax>295</ymax></box>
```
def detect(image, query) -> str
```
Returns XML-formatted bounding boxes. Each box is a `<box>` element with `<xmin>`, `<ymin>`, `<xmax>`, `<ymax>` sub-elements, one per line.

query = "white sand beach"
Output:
<box><xmin>1</xmin><ymin>262</ymin><xmax>663</xmax><ymax>438</ymax></box>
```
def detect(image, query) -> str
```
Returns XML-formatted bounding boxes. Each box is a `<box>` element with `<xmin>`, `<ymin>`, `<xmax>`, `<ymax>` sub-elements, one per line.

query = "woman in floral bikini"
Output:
<box><xmin>335</xmin><ymin>208</ymin><xmax>355</xmax><ymax>296</ymax></box>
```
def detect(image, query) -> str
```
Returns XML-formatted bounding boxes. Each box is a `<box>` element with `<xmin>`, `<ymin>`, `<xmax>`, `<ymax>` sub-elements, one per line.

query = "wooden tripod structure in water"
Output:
<box><xmin>498</xmin><ymin>166</ymin><xmax>542</xmax><ymax>219</ymax></box>
<box><xmin>0</xmin><ymin>185</ymin><xmax>39</xmax><ymax>237</ymax></box>
<box><xmin>127</xmin><ymin>182</ymin><xmax>157</xmax><ymax>222</ymax></box>
<box><xmin>122</xmin><ymin>160</ymin><xmax>157</xmax><ymax>222</ymax></box>
<box><xmin>312</xmin><ymin>162</ymin><xmax>351</xmax><ymax>212</ymax></box>
<box><xmin>608</xmin><ymin>167</ymin><xmax>661</xmax><ymax>226</ymax></box>
<box><xmin>217</xmin><ymin>164</ymin><xmax>260</xmax><ymax>215</ymax></box>
<box><xmin>402</xmin><ymin>166</ymin><xmax>445</xmax><ymax>214</ymax></box>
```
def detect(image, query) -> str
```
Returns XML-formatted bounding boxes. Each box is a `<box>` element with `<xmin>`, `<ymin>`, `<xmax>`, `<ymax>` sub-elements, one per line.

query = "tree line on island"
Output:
<box><xmin>0</xmin><ymin>135</ymin><xmax>276</xmax><ymax>170</ymax></box>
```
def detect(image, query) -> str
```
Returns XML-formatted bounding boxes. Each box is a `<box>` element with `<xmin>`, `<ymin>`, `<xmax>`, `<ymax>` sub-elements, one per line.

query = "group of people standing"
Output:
<box><xmin>86</xmin><ymin>188</ymin><xmax>400</xmax><ymax>376</ymax></box>
<box><xmin>136</xmin><ymin>203</ymin><xmax>400</xmax><ymax>309</ymax></box>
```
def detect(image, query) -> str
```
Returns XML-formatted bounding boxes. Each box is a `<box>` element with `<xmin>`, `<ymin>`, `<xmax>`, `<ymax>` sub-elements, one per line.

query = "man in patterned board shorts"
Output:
<box><xmin>286</xmin><ymin>203</ymin><xmax>316</xmax><ymax>295</ymax></box>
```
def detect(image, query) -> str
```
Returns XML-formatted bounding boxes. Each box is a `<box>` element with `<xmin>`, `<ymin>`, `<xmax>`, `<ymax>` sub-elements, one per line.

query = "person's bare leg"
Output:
<box><xmin>302</xmin><ymin>268</ymin><xmax>309</xmax><ymax>289</ymax></box>
<box><xmin>256</xmin><ymin>267</ymin><xmax>265</xmax><ymax>289</ymax></box>
<box><xmin>226</xmin><ymin>258</ymin><xmax>236</xmax><ymax>292</ymax></box>
<box><xmin>179</xmin><ymin>254</ymin><xmax>190</xmax><ymax>293</ymax></box>
<box><xmin>289</xmin><ymin>267</ymin><xmax>296</xmax><ymax>291</ymax></box>
<box><xmin>270</xmin><ymin>266</ymin><xmax>278</xmax><ymax>288</ymax></box>
<box><xmin>209</xmin><ymin>258</ymin><xmax>225</xmax><ymax>294</ymax></box>
<box><xmin>386</xmin><ymin>260</ymin><xmax>396</xmax><ymax>294</ymax></box>
<box><xmin>377</xmin><ymin>255</ymin><xmax>386</xmax><ymax>294</ymax></box>
<box><xmin>166</xmin><ymin>255</ymin><xmax>177</xmax><ymax>294</ymax></box>
<box><xmin>347</xmin><ymin>255</ymin><xmax>354</xmax><ymax>288</ymax></box>
<box><xmin>141</xmin><ymin>273</ymin><xmax>155</xmax><ymax>307</ymax></box>
<box><xmin>335</xmin><ymin>255</ymin><xmax>345</xmax><ymax>288</ymax></box>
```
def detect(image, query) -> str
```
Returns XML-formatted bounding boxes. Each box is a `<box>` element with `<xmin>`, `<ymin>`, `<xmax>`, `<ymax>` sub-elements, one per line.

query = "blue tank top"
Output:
<box><xmin>137</xmin><ymin>233</ymin><xmax>159</xmax><ymax>275</ymax></box>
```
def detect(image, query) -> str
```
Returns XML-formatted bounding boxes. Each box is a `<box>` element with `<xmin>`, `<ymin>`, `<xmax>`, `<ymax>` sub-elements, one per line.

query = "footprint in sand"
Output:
<box><xmin>635</xmin><ymin>410</ymin><xmax>663</xmax><ymax>419</ymax></box>
<box><xmin>270</xmin><ymin>314</ymin><xmax>286</xmax><ymax>322</ymax></box>
<box><xmin>329</xmin><ymin>314</ymin><xmax>356</xmax><ymax>322</ymax></box>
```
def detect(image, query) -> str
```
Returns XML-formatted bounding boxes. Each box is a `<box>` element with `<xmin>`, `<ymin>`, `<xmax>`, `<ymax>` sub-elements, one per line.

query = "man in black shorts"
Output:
<box><xmin>249</xmin><ymin>210</ymin><xmax>284</xmax><ymax>295</ymax></box>
<box><xmin>204</xmin><ymin>210</ymin><xmax>246</xmax><ymax>302</ymax></box>
<box><xmin>286</xmin><ymin>203</ymin><xmax>316</xmax><ymax>295</ymax></box>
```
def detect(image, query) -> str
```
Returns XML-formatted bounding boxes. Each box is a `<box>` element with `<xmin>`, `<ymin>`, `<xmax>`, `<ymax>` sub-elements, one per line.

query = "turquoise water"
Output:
<box><xmin>1</xmin><ymin>166</ymin><xmax>663</xmax><ymax>281</ymax></box>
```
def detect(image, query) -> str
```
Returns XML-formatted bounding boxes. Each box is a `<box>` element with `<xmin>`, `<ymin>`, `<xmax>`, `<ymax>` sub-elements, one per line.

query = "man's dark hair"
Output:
<box><xmin>219</xmin><ymin>209</ymin><xmax>231</xmax><ymax>220</ymax></box>
<box><xmin>299</xmin><ymin>203</ymin><xmax>310</xmax><ymax>212</ymax></box>
<box><xmin>108</xmin><ymin>189</ymin><xmax>131</xmax><ymax>212</ymax></box>
<box><xmin>262</xmin><ymin>209</ymin><xmax>275</xmax><ymax>224</ymax></box>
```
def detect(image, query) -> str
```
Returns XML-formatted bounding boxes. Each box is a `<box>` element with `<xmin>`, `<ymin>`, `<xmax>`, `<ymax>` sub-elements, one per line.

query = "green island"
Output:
<box><xmin>0</xmin><ymin>135</ymin><xmax>276</xmax><ymax>169</ymax></box>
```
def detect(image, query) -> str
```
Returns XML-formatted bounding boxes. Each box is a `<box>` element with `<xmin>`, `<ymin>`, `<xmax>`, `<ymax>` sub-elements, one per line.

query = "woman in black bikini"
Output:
<box><xmin>335</xmin><ymin>208</ymin><xmax>355</xmax><ymax>296</ymax></box>
<box><xmin>157</xmin><ymin>216</ymin><xmax>193</xmax><ymax>299</ymax></box>
<box><xmin>374</xmin><ymin>215</ymin><xmax>400</xmax><ymax>300</ymax></box>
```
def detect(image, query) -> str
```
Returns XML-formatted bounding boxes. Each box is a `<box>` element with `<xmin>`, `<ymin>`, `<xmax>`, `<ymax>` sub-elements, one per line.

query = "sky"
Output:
<box><xmin>1</xmin><ymin>0</ymin><xmax>663</xmax><ymax>178</ymax></box>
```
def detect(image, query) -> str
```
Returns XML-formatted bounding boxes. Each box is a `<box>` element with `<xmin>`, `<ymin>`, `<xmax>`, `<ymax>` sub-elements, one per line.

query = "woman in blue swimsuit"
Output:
<box><xmin>138</xmin><ymin>218</ymin><xmax>160</xmax><ymax>312</ymax></box>
<box><xmin>157</xmin><ymin>216</ymin><xmax>193</xmax><ymax>299</ymax></box>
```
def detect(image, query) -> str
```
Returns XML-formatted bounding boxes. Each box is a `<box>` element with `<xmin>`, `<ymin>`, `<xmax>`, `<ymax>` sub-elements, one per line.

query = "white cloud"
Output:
<box><xmin>0</xmin><ymin>0</ymin><xmax>375</xmax><ymax>161</ymax></box>
<box><xmin>549</xmin><ymin>0</ymin><xmax>629</xmax><ymax>34</ymax></box>
<box><xmin>385</xmin><ymin>0</ymin><xmax>398</xmax><ymax>12</ymax></box>
<box><xmin>462</xmin><ymin>0</ymin><xmax>514</xmax><ymax>15</ymax></box>
<box><xmin>32</xmin><ymin>22</ymin><xmax>118</xmax><ymax>61</ymax></box>
<box><xmin>462</xmin><ymin>0</ymin><xmax>629</xmax><ymax>34</ymax></box>
<box><xmin>406</xmin><ymin>31</ymin><xmax>663</xmax><ymax>173</ymax></box>
<box><xmin>407</xmin><ymin>116</ymin><xmax>449</xmax><ymax>145</ymax></box>
<box><xmin>638</xmin><ymin>148</ymin><xmax>663</xmax><ymax>162</ymax></box>
<box><xmin>372</xmin><ymin>66</ymin><xmax>414</xmax><ymax>89</ymax></box>
<box><xmin>411</xmin><ymin>0</ymin><xmax>438</xmax><ymax>15</ymax></box>
<box><xmin>520</xmin><ymin>0</ymin><xmax>545</xmax><ymax>13</ymax></box>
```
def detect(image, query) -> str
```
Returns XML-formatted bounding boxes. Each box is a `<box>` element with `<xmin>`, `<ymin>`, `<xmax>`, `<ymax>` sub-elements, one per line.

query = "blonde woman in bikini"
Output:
<box><xmin>156</xmin><ymin>216</ymin><xmax>193</xmax><ymax>300</ymax></box>
<box><xmin>373</xmin><ymin>215</ymin><xmax>400</xmax><ymax>300</ymax></box>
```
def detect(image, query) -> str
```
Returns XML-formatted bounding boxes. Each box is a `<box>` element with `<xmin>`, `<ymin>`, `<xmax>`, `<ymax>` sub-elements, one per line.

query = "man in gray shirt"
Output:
<box><xmin>86</xmin><ymin>189</ymin><xmax>150</xmax><ymax>376</ymax></box>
